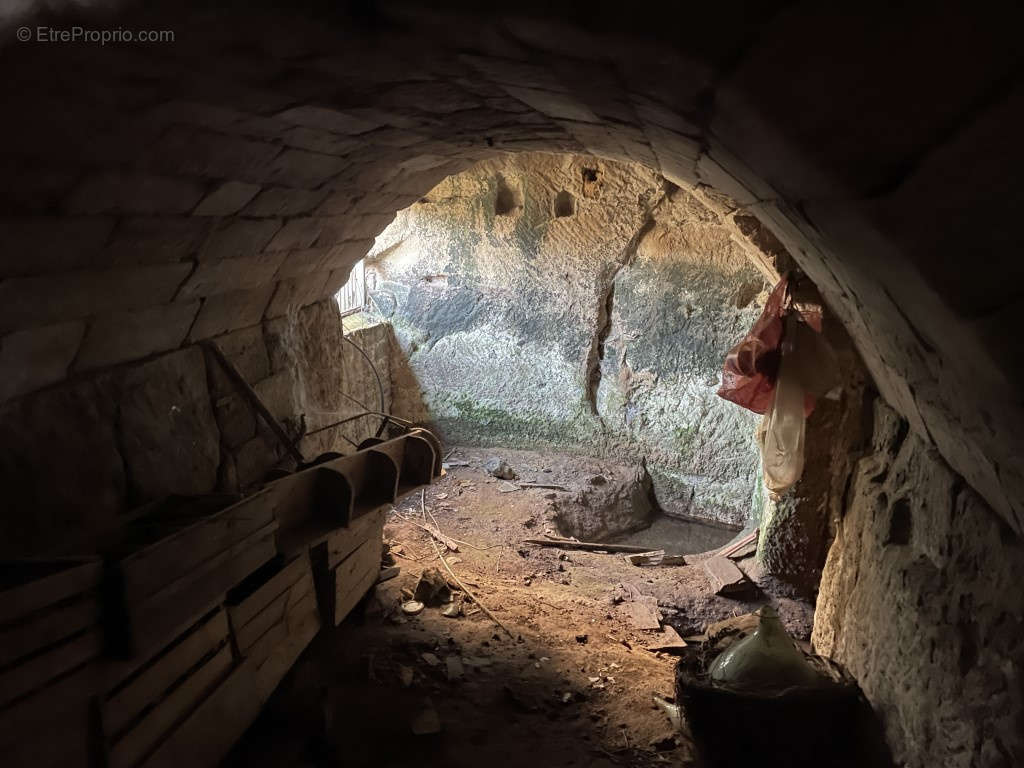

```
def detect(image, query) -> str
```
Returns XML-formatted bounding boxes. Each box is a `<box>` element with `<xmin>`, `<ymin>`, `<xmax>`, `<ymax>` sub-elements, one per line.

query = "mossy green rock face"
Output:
<box><xmin>370</xmin><ymin>153</ymin><xmax>766</xmax><ymax>525</ymax></box>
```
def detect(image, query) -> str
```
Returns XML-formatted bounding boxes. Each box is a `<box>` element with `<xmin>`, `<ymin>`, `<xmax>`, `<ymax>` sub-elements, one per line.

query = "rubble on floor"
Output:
<box><xmin>225</xmin><ymin>446</ymin><xmax>816</xmax><ymax>768</ymax></box>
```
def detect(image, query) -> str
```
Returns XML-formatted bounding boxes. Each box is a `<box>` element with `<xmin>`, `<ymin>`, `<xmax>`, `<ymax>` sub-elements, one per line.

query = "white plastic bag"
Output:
<box><xmin>760</xmin><ymin>318</ymin><xmax>806</xmax><ymax>496</ymax></box>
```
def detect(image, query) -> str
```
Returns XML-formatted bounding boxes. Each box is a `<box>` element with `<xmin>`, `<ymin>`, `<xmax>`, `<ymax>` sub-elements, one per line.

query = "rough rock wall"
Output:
<box><xmin>0</xmin><ymin>0</ymin><xmax>1021</xmax><ymax>559</ymax></box>
<box><xmin>0</xmin><ymin>299</ymin><xmax>390</xmax><ymax>557</ymax></box>
<box><xmin>370</xmin><ymin>154</ymin><xmax>765</xmax><ymax>524</ymax></box>
<box><xmin>813</xmin><ymin>399</ymin><xmax>1024</xmax><ymax>768</ymax></box>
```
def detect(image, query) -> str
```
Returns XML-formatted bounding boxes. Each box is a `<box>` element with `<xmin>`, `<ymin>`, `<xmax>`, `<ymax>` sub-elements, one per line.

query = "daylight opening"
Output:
<box><xmin>339</xmin><ymin>153</ymin><xmax>769</xmax><ymax>555</ymax></box>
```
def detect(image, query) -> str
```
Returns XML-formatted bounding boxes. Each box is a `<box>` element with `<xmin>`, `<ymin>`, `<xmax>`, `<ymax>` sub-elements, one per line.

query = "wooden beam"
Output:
<box><xmin>523</xmin><ymin>538</ymin><xmax>656</xmax><ymax>554</ymax></box>
<box><xmin>717</xmin><ymin>528</ymin><xmax>759</xmax><ymax>559</ymax></box>
<box><xmin>202</xmin><ymin>340</ymin><xmax>304</xmax><ymax>464</ymax></box>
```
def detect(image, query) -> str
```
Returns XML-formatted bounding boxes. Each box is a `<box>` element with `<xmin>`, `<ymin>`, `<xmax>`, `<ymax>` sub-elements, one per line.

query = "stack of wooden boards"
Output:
<box><xmin>315</xmin><ymin>510</ymin><xmax>385</xmax><ymax>627</ymax></box>
<box><xmin>0</xmin><ymin>558</ymin><xmax>104</xmax><ymax>768</ymax></box>
<box><xmin>0</xmin><ymin>432</ymin><xmax>439</xmax><ymax>768</ymax></box>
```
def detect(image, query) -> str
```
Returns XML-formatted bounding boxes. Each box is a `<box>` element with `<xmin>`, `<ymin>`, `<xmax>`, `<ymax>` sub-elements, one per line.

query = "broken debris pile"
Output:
<box><xmin>413</xmin><ymin>568</ymin><xmax>451</xmax><ymax>606</ymax></box>
<box><xmin>484</xmin><ymin>456</ymin><xmax>517</xmax><ymax>480</ymax></box>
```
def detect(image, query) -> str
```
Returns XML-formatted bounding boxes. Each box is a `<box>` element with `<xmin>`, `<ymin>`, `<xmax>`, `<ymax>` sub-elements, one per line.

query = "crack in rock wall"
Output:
<box><xmin>369</xmin><ymin>153</ymin><xmax>766</xmax><ymax>525</ymax></box>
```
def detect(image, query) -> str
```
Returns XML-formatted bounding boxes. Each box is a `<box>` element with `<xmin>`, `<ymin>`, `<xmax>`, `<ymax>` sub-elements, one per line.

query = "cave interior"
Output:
<box><xmin>1</xmin><ymin>3</ymin><xmax>1022</xmax><ymax>768</ymax></box>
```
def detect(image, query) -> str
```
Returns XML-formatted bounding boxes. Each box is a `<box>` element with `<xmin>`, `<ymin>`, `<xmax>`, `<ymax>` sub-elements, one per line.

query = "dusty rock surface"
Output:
<box><xmin>372</xmin><ymin>153</ymin><xmax>764</xmax><ymax>526</ymax></box>
<box><xmin>813</xmin><ymin>400</ymin><xmax>1024</xmax><ymax>768</ymax></box>
<box><xmin>226</xmin><ymin>448</ymin><xmax>814</xmax><ymax>768</ymax></box>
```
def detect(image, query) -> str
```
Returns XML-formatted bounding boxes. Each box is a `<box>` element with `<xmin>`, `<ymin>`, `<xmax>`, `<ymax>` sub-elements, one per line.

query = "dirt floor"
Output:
<box><xmin>225</xmin><ymin>448</ymin><xmax>815</xmax><ymax>768</ymax></box>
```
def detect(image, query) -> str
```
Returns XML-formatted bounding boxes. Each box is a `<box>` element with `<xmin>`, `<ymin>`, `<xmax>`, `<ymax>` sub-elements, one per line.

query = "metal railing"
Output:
<box><xmin>335</xmin><ymin>259</ymin><xmax>366</xmax><ymax>316</ymax></box>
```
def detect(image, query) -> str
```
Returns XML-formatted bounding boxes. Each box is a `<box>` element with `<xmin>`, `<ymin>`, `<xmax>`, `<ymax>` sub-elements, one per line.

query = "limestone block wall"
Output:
<box><xmin>0</xmin><ymin>299</ymin><xmax>392</xmax><ymax>557</ymax></box>
<box><xmin>813</xmin><ymin>399</ymin><xmax>1024</xmax><ymax>768</ymax></box>
<box><xmin>369</xmin><ymin>153</ymin><xmax>766</xmax><ymax>524</ymax></box>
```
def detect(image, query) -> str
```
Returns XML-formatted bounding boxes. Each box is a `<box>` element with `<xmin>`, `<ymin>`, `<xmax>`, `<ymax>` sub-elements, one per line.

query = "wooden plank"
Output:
<box><xmin>727</xmin><ymin>540</ymin><xmax>758</xmax><ymax>561</ymax></box>
<box><xmin>0</xmin><ymin>660</ymin><xmax>97</xmax><ymax>746</ymax></box>
<box><xmin>129</xmin><ymin>527</ymin><xmax>276</xmax><ymax>658</ymax></box>
<box><xmin>326</xmin><ymin>509</ymin><xmax>384</xmax><ymax>569</ymax></box>
<box><xmin>254</xmin><ymin>604</ymin><xmax>319</xmax><ymax>701</ymax></box>
<box><xmin>645</xmin><ymin>625</ymin><xmax>688</xmax><ymax>651</ymax></box>
<box><xmin>110</xmin><ymin>643</ymin><xmax>233</xmax><ymax>768</ymax></box>
<box><xmin>245</xmin><ymin>586</ymin><xmax>318</xmax><ymax>668</ymax></box>
<box><xmin>141</xmin><ymin>659</ymin><xmax>262</xmax><ymax>768</ymax></box>
<box><xmin>204</xmin><ymin>340</ymin><xmax>305</xmax><ymax>464</ymax></box>
<box><xmin>334</xmin><ymin>531</ymin><xmax>380</xmax><ymax>584</ymax></box>
<box><xmin>287</xmin><ymin>591</ymin><xmax>317</xmax><ymax>631</ymax></box>
<box><xmin>234</xmin><ymin>589</ymin><xmax>289</xmax><ymax>654</ymax></box>
<box><xmin>0</xmin><ymin>660</ymin><xmax>97</xmax><ymax>768</ymax></box>
<box><xmin>103</xmin><ymin>610</ymin><xmax>230</xmax><ymax>738</ymax></box>
<box><xmin>335</xmin><ymin>565</ymin><xmax>377</xmax><ymax>627</ymax></box>
<box><xmin>0</xmin><ymin>559</ymin><xmax>101</xmax><ymax>625</ymax></box>
<box><xmin>623</xmin><ymin>550</ymin><xmax>665</xmax><ymax>566</ymax></box>
<box><xmin>717</xmin><ymin>528</ymin><xmax>759</xmax><ymax>558</ymax></box>
<box><xmin>333</xmin><ymin>536</ymin><xmax>381</xmax><ymax>626</ymax></box>
<box><xmin>703</xmin><ymin>556</ymin><xmax>755</xmax><ymax>597</ymax></box>
<box><xmin>232</xmin><ymin>564</ymin><xmax>314</xmax><ymax>656</ymax></box>
<box><xmin>129</xmin><ymin>521</ymin><xmax>277</xmax><ymax>612</ymax></box>
<box><xmin>285</xmin><ymin>572</ymin><xmax>314</xmax><ymax>611</ymax></box>
<box><xmin>0</xmin><ymin>629</ymin><xmax>101</xmax><ymax>708</ymax></box>
<box><xmin>523</xmin><ymin>538</ymin><xmax>657</xmax><ymax>554</ymax></box>
<box><xmin>120</xmin><ymin>493</ymin><xmax>276</xmax><ymax>604</ymax></box>
<box><xmin>243</xmin><ymin>621</ymin><xmax>288</xmax><ymax>669</ymax></box>
<box><xmin>265</xmin><ymin>473</ymin><xmax>317</xmax><ymax>537</ymax></box>
<box><xmin>141</xmin><ymin>590</ymin><xmax>321</xmax><ymax>768</ymax></box>
<box><xmin>226</xmin><ymin>554</ymin><xmax>308</xmax><ymax>630</ymax></box>
<box><xmin>0</xmin><ymin>593</ymin><xmax>98</xmax><ymax>668</ymax></box>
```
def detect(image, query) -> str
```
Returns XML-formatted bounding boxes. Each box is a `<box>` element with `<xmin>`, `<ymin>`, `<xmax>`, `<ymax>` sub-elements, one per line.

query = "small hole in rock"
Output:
<box><xmin>887</xmin><ymin>498</ymin><xmax>912</xmax><ymax>545</ymax></box>
<box><xmin>582</xmin><ymin>167</ymin><xmax>599</xmax><ymax>183</ymax></box>
<box><xmin>494</xmin><ymin>175</ymin><xmax>520</xmax><ymax>216</ymax></box>
<box><xmin>554</xmin><ymin>190</ymin><xmax>575</xmax><ymax>218</ymax></box>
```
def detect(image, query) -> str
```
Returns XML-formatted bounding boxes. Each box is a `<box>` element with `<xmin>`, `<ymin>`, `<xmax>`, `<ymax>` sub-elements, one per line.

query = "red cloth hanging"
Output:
<box><xmin>716</xmin><ymin>277</ymin><xmax>788</xmax><ymax>415</ymax></box>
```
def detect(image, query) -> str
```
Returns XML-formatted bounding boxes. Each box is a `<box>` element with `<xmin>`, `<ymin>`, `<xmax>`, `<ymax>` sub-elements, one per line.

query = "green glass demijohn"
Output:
<box><xmin>708</xmin><ymin>605</ymin><xmax>821</xmax><ymax>691</ymax></box>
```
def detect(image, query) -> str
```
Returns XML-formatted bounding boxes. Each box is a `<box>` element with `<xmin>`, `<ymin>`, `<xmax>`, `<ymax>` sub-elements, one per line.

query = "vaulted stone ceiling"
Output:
<box><xmin>0</xmin><ymin>1</ymin><xmax>1022</xmax><ymax>538</ymax></box>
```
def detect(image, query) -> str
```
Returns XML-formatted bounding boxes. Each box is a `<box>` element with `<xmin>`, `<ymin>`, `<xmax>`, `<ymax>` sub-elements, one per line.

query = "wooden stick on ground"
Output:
<box><xmin>390</xmin><ymin>547</ymin><xmax>427</xmax><ymax>563</ymax></box>
<box><xmin>517</xmin><ymin>482</ymin><xmax>570</xmax><ymax>491</ymax></box>
<box><xmin>394</xmin><ymin>512</ymin><xmax>501</xmax><ymax>552</ymax></box>
<box><xmin>524</xmin><ymin>538</ymin><xmax>657</xmax><ymax>554</ymax></box>
<box><xmin>393</xmin><ymin>513</ymin><xmax>460</xmax><ymax>552</ymax></box>
<box><xmin>421</xmin><ymin>490</ymin><xmax>514</xmax><ymax>638</ymax></box>
<box><xmin>717</xmin><ymin>528</ymin><xmax>759</xmax><ymax>558</ymax></box>
<box><xmin>428</xmin><ymin>509</ymin><xmax>504</xmax><ymax>552</ymax></box>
